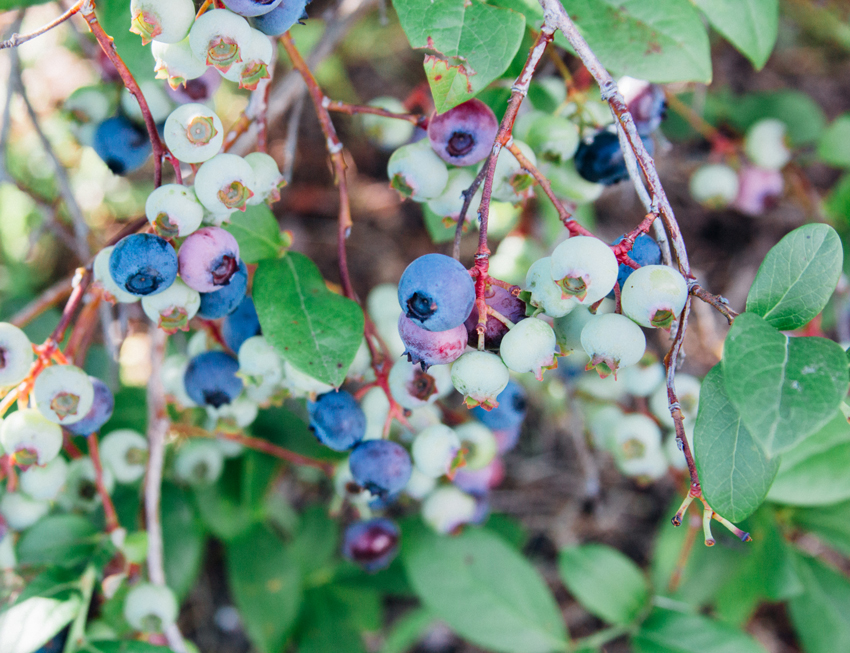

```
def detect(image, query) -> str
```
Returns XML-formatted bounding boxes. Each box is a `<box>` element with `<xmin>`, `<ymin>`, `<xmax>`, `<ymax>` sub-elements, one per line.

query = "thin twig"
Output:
<box><xmin>282</xmin><ymin>94</ymin><xmax>306</xmax><ymax>185</ymax></box>
<box><xmin>324</xmin><ymin>100</ymin><xmax>427</xmax><ymax>128</ymax></box>
<box><xmin>0</xmin><ymin>0</ymin><xmax>84</xmax><ymax>50</ymax></box>
<box><xmin>86</xmin><ymin>432</ymin><xmax>119</xmax><ymax>533</ymax></box>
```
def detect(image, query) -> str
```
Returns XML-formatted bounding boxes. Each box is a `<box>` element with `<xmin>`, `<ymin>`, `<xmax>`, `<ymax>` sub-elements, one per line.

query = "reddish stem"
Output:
<box><xmin>87</xmin><ymin>432</ymin><xmax>120</xmax><ymax>532</ymax></box>
<box><xmin>0</xmin><ymin>0</ymin><xmax>84</xmax><ymax>50</ymax></box>
<box><xmin>324</xmin><ymin>100</ymin><xmax>428</xmax><ymax>129</ymax></box>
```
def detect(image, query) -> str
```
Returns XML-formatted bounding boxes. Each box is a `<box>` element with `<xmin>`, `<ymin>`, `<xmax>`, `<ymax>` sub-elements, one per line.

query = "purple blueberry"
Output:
<box><xmin>398</xmin><ymin>315</ymin><xmax>468</xmax><ymax>370</ymax></box>
<box><xmin>184</xmin><ymin>351</ymin><xmax>244</xmax><ymax>408</ymax></box>
<box><xmin>92</xmin><ymin>115</ymin><xmax>151</xmax><ymax>175</ymax></box>
<box><xmin>222</xmin><ymin>0</ymin><xmax>282</xmax><ymax>16</ymax></box>
<box><xmin>164</xmin><ymin>67</ymin><xmax>222</xmax><ymax>105</ymax></box>
<box><xmin>250</xmin><ymin>0</ymin><xmax>311</xmax><ymax>35</ymax></box>
<box><xmin>464</xmin><ymin>284</ymin><xmax>526</xmax><ymax>350</ymax></box>
<box><xmin>222</xmin><ymin>296</ymin><xmax>261</xmax><ymax>353</ymax></box>
<box><xmin>472</xmin><ymin>379</ymin><xmax>526</xmax><ymax>430</ymax></box>
<box><xmin>307</xmin><ymin>390</ymin><xmax>366</xmax><ymax>451</ymax></box>
<box><xmin>398</xmin><ymin>253</ymin><xmax>475</xmax><ymax>332</ymax></box>
<box><xmin>63</xmin><ymin>377</ymin><xmax>115</xmax><ymax>436</ymax></box>
<box><xmin>427</xmin><ymin>99</ymin><xmax>498</xmax><ymax>167</ymax></box>
<box><xmin>109</xmin><ymin>233</ymin><xmax>178</xmax><ymax>297</ymax></box>
<box><xmin>197</xmin><ymin>260</ymin><xmax>248</xmax><ymax>319</ymax></box>
<box><xmin>621</xmin><ymin>79</ymin><xmax>666</xmax><ymax>136</ymax></box>
<box><xmin>574</xmin><ymin>129</ymin><xmax>655</xmax><ymax>186</ymax></box>
<box><xmin>349</xmin><ymin>439</ymin><xmax>412</xmax><ymax>497</ymax></box>
<box><xmin>342</xmin><ymin>518</ymin><xmax>400</xmax><ymax>572</ymax></box>
<box><xmin>607</xmin><ymin>233</ymin><xmax>662</xmax><ymax>299</ymax></box>
<box><xmin>178</xmin><ymin>227</ymin><xmax>241</xmax><ymax>293</ymax></box>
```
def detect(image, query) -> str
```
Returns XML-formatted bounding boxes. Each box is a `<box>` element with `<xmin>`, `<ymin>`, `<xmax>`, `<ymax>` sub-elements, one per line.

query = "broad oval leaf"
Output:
<box><xmin>162</xmin><ymin>482</ymin><xmax>206</xmax><ymax>600</ymax></box>
<box><xmin>88</xmin><ymin>643</ymin><xmax>177</xmax><ymax>653</ymax></box>
<box><xmin>253</xmin><ymin>252</ymin><xmax>364</xmax><ymax>388</ymax></box>
<box><xmin>692</xmin><ymin>0</ymin><xmax>778</xmax><ymax>70</ymax></box>
<box><xmin>402</xmin><ymin>524</ymin><xmax>568</xmax><ymax>653</ymax></box>
<box><xmin>788</xmin><ymin>553</ymin><xmax>850</xmax><ymax>653</ymax></box>
<box><xmin>767</xmin><ymin>412</ymin><xmax>850</xmax><ymax>506</ymax></box>
<box><xmin>223</xmin><ymin>204</ymin><xmax>288</xmax><ymax>263</ymax></box>
<box><xmin>16</xmin><ymin>514</ymin><xmax>99</xmax><ymax>566</ymax></box>
<box><xmin>745</xmin><ymin>224</ymin><xmax>843</xmax><ymax>331</ymax></box>
<box><xmin>789</xmin><ymin>500</ymin><xmax>850</xmax><ymax>556</ymax></box>
<box><xmin>559</xmin><ymin>0</ymin><xmax>712</xmax><ymax>84</ymax></box>
<box><xmin>632</xmin><ymin>608</ymin><xmax>767</xmax><ymax>653</ymax></box>
<box><xmin>723</xmin><ymin>313</ymin><xmax>849</xmax><ymax>457</ymax></box>
<box><xmin>817</xmin><ymin>114</ymin><xmax>850</xmax><ymax>168</ymax></box>
<box><xmin>0</xmin><ymin>596</ymin><xmax>81</xmax><ymax>653</ymax></box>
<box><xmin>694</xmin><ymin>364</ymin><xmax>779</xmax><ymax>522</ymax></box>
<box><xmin>226</xmin><ymin>525</ymin><xmax>302</xmax><ymax>653</ymax></box>
<box><xmin>558</xmin><ymin>544</ymin><xmax>649</xmax><ymax>626</ymax></box>
<box><xmin>394</xmin><ymin>0</ymin><xmax>526</xmax><ymax>113</ymax></box>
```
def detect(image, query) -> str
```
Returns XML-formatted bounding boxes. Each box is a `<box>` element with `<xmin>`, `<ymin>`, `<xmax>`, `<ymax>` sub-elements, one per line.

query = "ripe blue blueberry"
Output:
<box><xmin>398</xmin><ymin>315</ymin><xmax>468</xmax><ymax>370</ymax></box>
<box><xmin>197</xmin><ymin>261</ymin><xmax>248</xmax><ymax>319</ymax></box>
<box><xmin>184</xmin><ymin>351</ymin><xmax>244</xmax><ymax>408</ymax></box>
<box><xmin>178</xmin><ymin>227</ymin><xmax>241</xmax><ymax>293</ymax></box>
<box><xmin>63</xmin><ymin>377</ymin><xmax>115</xmax><ymax>436</ymax></box>
<box><xmin>307</xmin><ymin>390</ymin><xmax>366</xmax><ymax>451</ymax></box>
<box><xmin>574</xmin><ymin>129</ymin><xmax>655</xmax><ymax>186</ymax></box>
<box><xmin>398</xmin><ymin>253</ymin><xmax>475</xmax><ymax>332</ymax></box>
<box><xmin>222</xmin><ymin>296</ymin><xmax>261</xmax><ymax>353</ymax></box>
<box><xmin>348</xmin><ymin>439</ymin><xmax>412</xmax><ymax>497</ymax></box>
<box><xmin>223</xmin><ymin>0</ymin><xmax>282</xmax><ymax>17</ymax></box>
<box><xmin>342</xmin><ymin>518</ymin><xmax>400</xmax><ymax>572</ymax></box>
<box><xmin>109</xmin><ymin>233</ymin><xmax>178</xmax><ymax>297</ymax></box>
<box><xmin>250</xmin><ymin>0</ymin><xmax>311</xmax><ymax>35</ymax></box>
<box><xmin>427</xmin><ymin>98</ymin><xmax>498</xmax><ymax>167</ymax></box>
<box><xmin>472</xmin><ymin>379</ymin><xmax>526</xmax><ymax>430</ymax></box>
<box><xmin>93</xmin><ymin>116</ymin><xmax>152</xmax><ymax>175</ymax></box>
<box><xmin>608</xmin><ymin>233</ymin><xmax>662</xmax><ymax>299</ymax></box>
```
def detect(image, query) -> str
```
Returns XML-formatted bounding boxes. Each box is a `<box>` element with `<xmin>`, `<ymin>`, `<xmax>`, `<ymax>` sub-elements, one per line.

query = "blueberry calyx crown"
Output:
<box><xmin>447</xmin><ymin>131</ymin><xmax>475</xmax><ymax>157</ymax></box>
<box><xmin>126</xmin><ymin>268</ymin><xmax>165</xmax><ymax>295</ymax></box>
<box><xmin>203</xmin><ymin>389</ymin><xmax>231</xmax><ymax>408</ymax></box>
<box><xmin>212</xmin><ymin>255</ymin><xmax>239</xmax><ymax>286</ymax></box>
<box><xmin>406</xmin><ymin>292</ymin><xmax>437</xmax><ymax>322</ymax></box>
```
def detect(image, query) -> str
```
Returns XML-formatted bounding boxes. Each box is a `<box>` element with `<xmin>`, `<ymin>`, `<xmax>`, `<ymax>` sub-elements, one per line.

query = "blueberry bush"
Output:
<box><xmin>1</xmin><ymin>0</ymin><xmax>850</xmax><ymax>652</ymax></box>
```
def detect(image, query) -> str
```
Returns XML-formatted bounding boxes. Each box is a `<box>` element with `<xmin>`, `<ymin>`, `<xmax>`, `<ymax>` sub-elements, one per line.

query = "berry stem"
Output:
<box><xmin>668</xmin><ymin>513</ymin><xmax>700</xmax><ymax>592</ymax></box>
<box><xmin>324</xmin><ymin>100</ymin><xmax>428</xmax><ymax>128</ymax></box>
<box><xmin>86</xmin><ymin>432</ymin><xmax>120</xmax><ymax>533</ymax></box>
<box><xmin>0</xmin><ymin>0</ymin><xmax>84</xmax><ymax>50</ymax></box>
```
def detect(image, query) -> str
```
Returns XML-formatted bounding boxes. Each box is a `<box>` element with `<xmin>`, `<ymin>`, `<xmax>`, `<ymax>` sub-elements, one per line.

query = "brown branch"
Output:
<box><xmin>87</xmin><ymin>432</ymin><xmax>119</xmax><ymax>533</ymax></box>
<box><xmin>690</xmin><ymin>284</ymin><xmax>737</xmax><ymax>324</ymax></box>
<box><xmin>0</xmin><ymin>0</ymin><xmax>84</xmax><ymax>50</ymax></box>
<box><xmin>9</xmin><ymin>275</ymin><xmax>75</xmax><ymax>329</ymax></box>
<box><xmin>324</xmin><ymin>100</ymin><xmax>427</xmax><ymax>128</ymax></box>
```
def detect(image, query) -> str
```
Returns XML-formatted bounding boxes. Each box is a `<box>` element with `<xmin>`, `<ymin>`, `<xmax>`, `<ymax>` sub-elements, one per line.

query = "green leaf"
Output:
<box><xmin>223</xmin><ymin>204</ymin><xmax>288</xmax><ymax>263</ymax></box>
<box><xmin>394</xmin><ymin>0</ymin><xmax>526</xmax><ymax>112</ymax></box>
<box><xmin>162</xmin><ymin>483</ymin><xmax>205</xmax><ymax>600</ymax></box>
<box><xmin>0</xmin><ymin>0</ymin><xmax>52</xmax><ymax>8</ymax></box>
<box><xmin>767</xmin><ymin>411</ymin><xmax>850</xmax><ymax>506</ymax></box>
<box><xmin>558</xmin><ymin>544</ymin><xmax>650</xmax><ymax>626</ymax></box>
<box><xmin>789</xmin><ymin>499</ymin><xmax>850</xmax><ymax>556</ymax></box>
<box><xmin>253</xmin><ymin>252</ymin><xmax>364</xmax><ymax>387</ymax></box>
<box><xmin>289</xmin><ymin>504</ymin><xmax>338</xmax><ymax>578</ymax></box>
<box><xmin>422</xmin><ymin>204</ymin><xmax>463</xmax><ymax>244</ymax></box>
<box><xmin>95</xmin><ymin>0</ymin><xmax>156</xmax><ymax>83</ymax></box>
<box><xmin>380</xmin><ymin>608</ymin><xmax>435</xmax><ymax>653</ymax></box>
<box><xmin>693</xmin><ymin>365</ymin><xmax>779</xmax><ymax>522</ymax></box>
<box><xmin>16</xmin><ymin>514</ymin><xmax>99</xmax><ymax>566</ymax></box>
<box><xmin>745</xmin><ymin>224</ymin><xmax>843</xmax><ymax>331</ymax></box>
<box><xmin>87</xmin><ymin>643</ymin><xmax>176</xmax><ymax>653</ymax></box>
<box><xmin>559</xmin><ymin>0</ymin><xmax>712</xmax><ymax>84</ymax></box>
<box><xmin>298</xmin><ymin>586</ymin><xmax>368</xmax><ymax>653</ymax></box>
<box><xmin>632</xmin><ymin>608</ymin><xmax>767</xmax><ymax>653</ymax></box>
<box><xmin>226</xmin><ymin>525</ymin><xmax>302</xmax><ymax>653</ymax></box>
<box><xmin>692</xmin><ymin>0</ymin><xmax>778</xmax><ymax>70</ymax></box>
<box><xmin>14</xmin><ymin>567</ymin><xmax>81</xmax><ymax>605</ymax></box>
<box><xmin>729</xmin><ymin>90</ymin><xmax>826</xmax><ymax>146</ymax></box>
<box><xmin>817</xmin><ymin>114</ymin><xmax>850</xmax><ymax>168</ymax></box>
<box><xmin>402</xmin><ymin>523</ymin><xmax>568</xmax><ymax>653</ymax></box>
<box><xmin>722</xmin><ymin>313</ymin><xmax>849</xmax><ymax>457</ymax></box>
<box><xmin>0</xmin><ymin>595</ymin><xmax>81</xmax><ymax>653</ymax></box>
<box><xmin>788</xmin><ymin>553</ymin><xmax>850</xmax><ymax>653</ymax></box>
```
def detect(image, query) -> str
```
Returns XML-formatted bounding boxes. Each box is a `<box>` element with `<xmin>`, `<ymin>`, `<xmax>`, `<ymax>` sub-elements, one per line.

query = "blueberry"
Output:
<box><xmin>574</xmin><ymin>129</ymin><xmax>655</xmax><ymax>186</ymax></box>
<box><xmin>178</xmin><ymin>227</ymin><xmax>241</xmax><ymax>293</ymax></box>
<box><xmin>398</xmin><ymin>253</ymin><xmax>475</xmax><ymax>332</ymax></box>
<box><xmin>608</xmin><ymin>233</ymin><xmax>662</xmax><ymax>299</ymax></box>
<box><xmin>63</xmin><ymin>377</ymin><xmax>115</xmax><ymax>436</ymax></box>
<box><xmin>198</xmin><ymin>261</ymin><xmax>248</xmax><ymax>319</ymax></box>
<box><xmin>619</xmin><ymin>78</ymin><xmax>666</xmax><ymax>136</ymax></box>
<box><xmin>222</xmin><ymin>296</ymin><xmax>261</xmax><ymax>353</ymax></box>
<box><xmin>184</xmin><ymin>351</ymin><xmax>244</xmax><ymax>408</ymax></box>
<box><xmin>307</xmin><ymin>390</ymin><xmax>366</xmax><ymax>452</ymax></box>
<box><xmin>348</xmin><ymin>439</ymin><xmax>412</xmax><ymax>497</ymax></box>
<box><xmin>398</xmin><ymin>315</ymin><xmax>467</xmax><ymax>370</ymax></box>
<box><xmin>109</xmin><ymin>233</ymin><xmax>178</xmax><ymax>297</ymax></box>
<box><xmin>93</xmin><ymin>116</ymin><xmax>152</xmax><ymax>175</ymax></box>
<box><xmin>472</xmin><ymin>379</ymin><xmax>526</xmax><ymax>430</ymax></box>
<box><xmin>250</xmin><ymin>0</ymin><xmax>311</xmax><ymax>35</ymax></box>
<box><xmin>463</xmin><ymin>283</ymin><xmax>526</xmax><ymax>350</ymax></box>
<box><xmin>427</xmin><ymin>98</ymin><xmax>498</xmax><ymax>167</ymax></box>
<box><xmin>342</xmin><ymin>518</ymin><xmax>400</xmax><ymax>572</ymax></box>
<box><xmin>223</xmin><ymin>0</ymin><xmax>282</xmax><ymax>16</ymax></box>
<box><xmin>164</xmin><ymin>67</ymin><xmax>222</xmax><ymax>105</ymax></box>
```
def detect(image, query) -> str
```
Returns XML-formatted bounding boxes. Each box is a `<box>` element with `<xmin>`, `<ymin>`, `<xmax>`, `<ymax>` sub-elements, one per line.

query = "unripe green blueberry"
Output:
<box><xmin>511</xmin><ymin>110</ymin><xmax>547</xmax><ymax>142</ymax></box>
<box><xmin>426</xmin><ymin>167</ymin><xmax>481</xmax><ymax>224</ymax></box>
<box><xmin>121</xmin><ymin>82</ymin><xmax>174</xmax><ymax>125</ymax></box>
<box><xmin>346</xmin><ymin>338</ymin><xmax>373</xmax><ymax>381</ymax></box>
<box><xmin>164</xmin><ymin>104</ymin><xmax>225</xmax><ymax>164</ymax></box>
<box><xmin>1</xmin><ymin>409</ymin><xmax>63</xmax><ymax>467</ymax></box>
<box><xmin>0</xmin><ymin>322</ymin><xmax>34</xmax><ymax>388</ymax></box>
<box><xmin>194</xmin><ymin>153</ymin><xmax>256</xmax><ymax>214</ymax></box>
<box><xmin>19</xmin><ymin>455</ymin><xmax>68</xmax><ymax>501</ymax></box>
<box><xmin>33</xmin><ymin>365</ymin><xmax>94</xmax><ymax>425</ymax></box>
<box><xmin>649</xmin><ymin>373</ymin><xmax>701</xmax><ymax>427</ymax></box>
<box><xmin>237</xmin><ymin>335</ymin><xmax>283</xmax><ymax>385</ymax></box>
<box><xmin>162</xmin><ymin>354</ymin><xmax>196</xmax><ymax>408</ymax></box>
<box><xmin>550</xmin><ymin>236</ymin><xmax>618</xmax><ymax>305</ymax></box>
<box><xmin>211</xmin><ymin>395</ymin><xmax>259</xmax><ymax>432</ymax></box>
<box><xmin>405</xmin><ymin>467</ymin><xmax>437</xmax><ymax>500</ymax></box>
<box><xmin>490</xmin><ymin>236</ymin><xmax>546</xmax><ymax>287</ymax></box>
<box><xmin>130</xmin><ymin>0</ymin><xmax>195</xmax><ymax>45</ymax></box>
<box><xmin>584</xmin><ymin>403</ymin><xmax>624</xmax><ymax>449</ymax></box>
<box><xmin>219</xmin><ymin>27</ymin><xmax>273</xmax><ymax>90</ymax></box>
<box><xmin>283</xmin><ymin>360</ymin><xmax>334</xmax><ymax>397</ymax></box>
<box><xmin>367</xmin><ymin>283</ymin><xmax>406</xmax><ymax>359</ymax></box>
<box><xmin>65</xmin><ymin>85</ymin><xmax>117</xmax><ymax>129</ymax></box>
<box><xmin>552</xmin><ymin>305</ymin><xmax>594</xmax><ymax>355</ymax></box>
<box><xmin>450</xmin><ymin>350</ymin><xmax>509</xmax><ymax>410</ymax></box>
<box><xmin>526</xmin><ymin>115</ymin><xmax>580</xmax><ymax>163</ymax></box>
<box><xmin>189</xmin><ymin>9</ymin><xmax>253</xmax><ymax>73</ymax></box>
<box><xmin>244</xmin><ymin>152</ymin><xmax>285</xmax><ymax>205</ymax></box>
<box><xmin>361</xmin><ymin>97</ymin><xmax>415</xmax><ymax>150</ymax></box>
<box><xmin>539</xmin><ymin>160</ymin><xmax>604</xmax><ymax>205</ymax></box>
<box><xmin>412</xmin><ymin>424</ymin><xmax>461</xmax><ymax>478</ymax></box>
<box><xmin>142</xmin><ymin>278</ymin><xmax>201</xmax><ymax>334</ymax></box>
<box><xmin>619</xmin><ymin>354</ymin><xmax>665</xmax><ymax>397</ymax></box>
<box><xmin>0</xmin><ymin>492</ymin><xmax>49</xmax><ymax>531</ymax></box>
<box><xmin>94</xmin><ymin>247</ymin><xmax>141</xmax><ymax>304</ymax></box>
<box><xmin>491</xmin><ymin>141</ymin><xmax>537</xmax><ymax>204</ymax></box>
<box><xmin>421</xmin><ymin>486</ymin><xmax>477</xmax><ymax>534</ymax></box>
<box><xmin>525</xmin><ymin>257</ymin><xmax>578</xmax><ymax>318</ymax></box>
<box><xmin>620</xmin><ymin>264</ymin><xmax>688</xmax><ymax>329</ymax></box>
<box><xmin>333</xmin><ymin>460</ymin><xmax>376</xmax><ymax>507</ymax></box>
<box><xmin>100</xmin><ymin>429</ymin><xmax>149</xmax><ymax>484</ymax></box>
<box><xmin>453</xmin><ymin>421</ymin><xmax>497</xmax><ymax>470</ymax></box>
<box><xmin>387</xmin><ymin>140</ymin><xmax>449</xmax><ymax>202</ymax></box>
<box><xmin>388</xmin><ymin>360</ymin><xmax>453</xmax><ymax>410</ymax></box>
<box><xmin>744</xmin><ymin>118</ymin><xmax>791</xmax><ymax>170</ymax></box>
<box><xmin>60</xmin><ymin>457</ymin><xmax>115</xmax><ymax>512</ymax></box>
<box><xmin>580</xmin><ymin>313</ymin><xmax>646</xmax><ymax>378</ymax></box>
<box><xmin>499</xmin><ymin>317</ymin><xmax>558</xmax><ymax>381</ymax></box>
<box><xmin>689</xmin><ymin>164</ymin><xmax>739</xmax><ymax>208</ymax></box>
<box><xmin>145</xmin><ymin>184</ymin><xmax>205</xmax><ymax>238</ymax></box>
<box><xmin>610</xmin><ymin>413</ymin><xmax>666</xmax><ymax>480</ymax></box>
<box><xmin>617</xmin><ymin>444</ymin><xmax>668</xmax><ymax>480</ymax></box>
<box><xmin>174</xmin><ymin>440</ymin><xmax>224</xmax><ymax>486</ymax></box>
<box><xmin>151</xmin><ymin>37</ymin><xmax>207</xmax><ymax>89</ymax></box>
<box><xmin>123</xmin><ymin>582</ymin><xmax>179</xmax><ymax>632</ymax></box>
<box><xmin>361</xmin><ymin>386</ymin><xmax>390</xmax><ymax>441</ymax></box>
<box><xmin>575</xmin><ymin>369</ymin><xmax>628</xmax><ymax>403</ymax></box>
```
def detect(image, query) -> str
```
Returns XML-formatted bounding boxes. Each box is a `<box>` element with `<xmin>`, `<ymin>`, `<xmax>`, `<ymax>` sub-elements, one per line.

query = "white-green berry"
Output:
<box><xmin>450</xmin><ymin>351</ymin><xmax>509</xmax><ymax>410</ymax></box>
<box><xmin>164</xmin><ymin>104</ymin><xmax>225</xmax><ymax>164</ymax></box>
<box><xmin>145</xmin><ymin>184</ymin><xmax>205</xmax><ymax>238</ymax></box>
<box><xmin>550</xmin><ymin>236</ymin><xmax>618</xmax><ymax>305</ymax></box>
<box><xmin>499</xmin><ymin>317</ymin><xmax>558</xmax><ymax>381</ymax></box>
<box><xmin>100</xmin><ymin>429</ymin><xmax>149</xmax><ymax>484</ymax></box>
<box><xmin>141</xmin><ymin>278</ymin><xmax>201</xmax><ymax>334</ymax></box>
<box><xmin>123</xmin><ymin>582</ymin><xmax>179</xmax><ymax>632</ymax></box>
<box><xmin>621</xmin><ymin>265</ymin><xmax>688</xmax><ymax>329</ymax></box>
<box><xmin>580</xmin><ymin>313</ymin><xmax>646</xmax><ymax>378</ymax></box>
<box><xmin>0</xmin><ymin>323</ymin><xmax>34</xmax><ymax>388</ymax></box>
